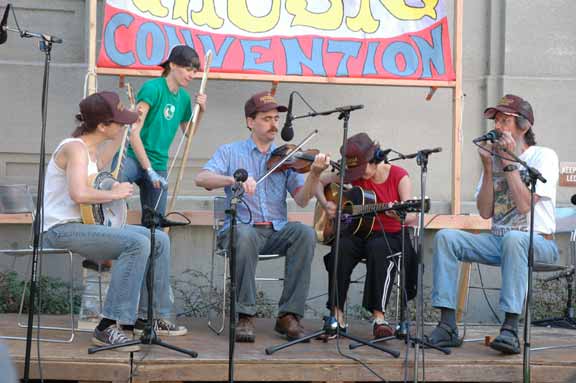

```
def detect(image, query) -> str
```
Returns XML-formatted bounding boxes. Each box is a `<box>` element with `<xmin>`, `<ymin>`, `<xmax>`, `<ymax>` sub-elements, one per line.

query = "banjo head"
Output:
<box><xmin>92</xmin><ymin>172</ymin><xmax>127</xmax><ymax>227</ymax></box>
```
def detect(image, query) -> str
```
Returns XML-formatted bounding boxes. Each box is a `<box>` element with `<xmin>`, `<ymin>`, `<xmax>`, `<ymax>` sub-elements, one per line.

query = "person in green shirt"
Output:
<box><xmin>120</xmin><ymin>45</ymin><xmax>207</xmax><ymax>221</ymax></box>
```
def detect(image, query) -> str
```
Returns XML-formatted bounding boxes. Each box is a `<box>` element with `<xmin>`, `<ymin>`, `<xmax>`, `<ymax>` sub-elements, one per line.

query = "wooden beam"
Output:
<box><xmin>95</xmin><ymin>67</ymin><xmax>457</xmax><ymax>88</ymax></box>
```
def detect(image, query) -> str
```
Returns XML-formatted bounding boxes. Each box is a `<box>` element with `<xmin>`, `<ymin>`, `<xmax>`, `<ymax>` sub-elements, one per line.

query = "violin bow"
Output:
<box><xmin>256</xmin><ymin>129</ymin><xmax>318</xmax><ymax>186</ymax></box>
<box><xmin>164</xmin><ymin>50</ymin><xmax>213</xmax><ymax>215</ymax></box>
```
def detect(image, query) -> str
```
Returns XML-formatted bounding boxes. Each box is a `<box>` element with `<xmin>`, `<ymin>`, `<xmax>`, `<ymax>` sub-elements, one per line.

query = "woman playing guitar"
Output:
<box><xmin>316</xmin><ymin>132</ymin><xmax>419</xmax><ymax>339</ymax></box>
<box><xmin>42</xmin><ymin>91</ymin><xmax>186</xmax><ymax>351</ymax></box>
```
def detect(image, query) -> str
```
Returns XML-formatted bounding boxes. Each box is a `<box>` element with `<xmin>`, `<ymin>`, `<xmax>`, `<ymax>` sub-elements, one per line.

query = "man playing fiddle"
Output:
<box><xmin>195</xmin><ymin>91</ymin><xmax>330</xmax><ymax>343</ymax></box>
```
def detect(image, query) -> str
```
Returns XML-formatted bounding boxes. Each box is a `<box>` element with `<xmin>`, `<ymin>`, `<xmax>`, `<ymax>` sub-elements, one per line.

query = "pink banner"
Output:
<box><xmin>98</xmin><ymin>3</ymin><xmax>454</xmax><ymax>81</ymax></box>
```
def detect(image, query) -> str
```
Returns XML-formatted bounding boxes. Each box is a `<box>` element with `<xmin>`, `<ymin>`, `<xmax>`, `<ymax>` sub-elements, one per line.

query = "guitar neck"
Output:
<box><xmin>111</xmin><ymin>128</ymin><xmax>130</xmax><ymax>179</ymax></box>
<box><xmin>352</xmin><ymin>202</ymin><xmax>391</xmax><ymax>216</ymax></box>
<box><xmin>351</xmin><ymin>199</ymin><xmax>428</xmax><ymax>216</ymax></box>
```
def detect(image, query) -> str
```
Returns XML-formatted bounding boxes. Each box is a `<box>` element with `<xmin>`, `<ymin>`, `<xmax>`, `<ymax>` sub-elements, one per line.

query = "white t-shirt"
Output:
<box><xmin>476</xmin><ymin>145</ymin><xmax>559</xmax><ymax>235</ymax></box>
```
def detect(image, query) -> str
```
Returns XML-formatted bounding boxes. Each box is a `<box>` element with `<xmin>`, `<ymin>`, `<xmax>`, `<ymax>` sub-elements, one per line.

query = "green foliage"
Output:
<box><xmin>172</xmin><ymin>268</ymin><xmax>281</xmax><ymax>318</ymax></box>
<box><xmin>0</xmin><ymin>271</ymin><xmax>82</xmax><ymax>315</ymax></box>
<box><xmin>532</xmin><ymin>277</ymin><xmax>571</xmax><ymax>320</ymax></box>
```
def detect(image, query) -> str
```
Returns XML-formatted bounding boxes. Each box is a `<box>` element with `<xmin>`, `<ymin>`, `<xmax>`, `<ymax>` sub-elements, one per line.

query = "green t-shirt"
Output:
<box><xmin>127</xmin><ymin>77</ymin><xmax>192</xmax><ymax>171</ymax></box>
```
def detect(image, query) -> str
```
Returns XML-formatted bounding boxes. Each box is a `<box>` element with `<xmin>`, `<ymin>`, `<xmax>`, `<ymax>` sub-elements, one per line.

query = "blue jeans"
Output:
<box><xmin>114</xmin><ymin>154</ymin><xmax>168</xmax><ymax>220</ymax></box>
<box><xmin>43</xmin><ymin>223</ymin><xmax>173</xmax><ymax>324</ymax></box>
<box><xmin>432</xmin><ymin>229</ymin><xmax>559</xmax><ymax>314</ymax></box>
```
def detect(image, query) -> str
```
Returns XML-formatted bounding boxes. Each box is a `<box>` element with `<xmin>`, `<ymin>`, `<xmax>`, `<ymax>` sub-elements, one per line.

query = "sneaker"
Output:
<box><xmin>134</xmin><ymin>318</ymin><xmax>188</xmax><ymax>336</ymax></box>
<box><xmin>92</xmin><ymin>325</ymin><xmax>141</xmax><ymax>352</ymax></box>
<box><xmin>373</xmin><ymin>319</ymin><xmax>395</xmax><ymax>339</ymax></box>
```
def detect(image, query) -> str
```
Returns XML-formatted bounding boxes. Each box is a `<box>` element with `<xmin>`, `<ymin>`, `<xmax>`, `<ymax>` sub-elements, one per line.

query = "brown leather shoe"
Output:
<box><xmin>236</xmin><ymin>315</ymin><xmax>255</xmax><ymax>343</ymax></box>
<box><xmin>274</xmin><ymin>314</ymin><xmax>310</xmax><ymax>342</ymax></box>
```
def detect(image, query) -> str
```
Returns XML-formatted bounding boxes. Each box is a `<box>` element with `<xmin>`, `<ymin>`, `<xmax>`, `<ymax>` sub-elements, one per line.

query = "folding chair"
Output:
<box><xmin>207</xmin><ymin>196</ymin><xmax>283</xmax><ymax>334</ymax></box>
<box><xmin>0</xmin><ymin>184</ymin><xmax>85</xmax><ymax>343</ymax></box>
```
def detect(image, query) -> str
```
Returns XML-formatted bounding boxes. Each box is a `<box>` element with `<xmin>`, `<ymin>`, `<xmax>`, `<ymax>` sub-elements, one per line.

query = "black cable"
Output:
<box><xmin>329</xmin><ymin>204</ymin><xmax>390</xmax><ymax>382</ymax></box>
<box><xmin>372</xmin><ymin>210</ymin><xmax>414</xmax><ymax>383</ymax></box>
<box><xmin>475</xmin><ymin>264</ymin><xmax>502</xmax><ymax>323</ymax></box>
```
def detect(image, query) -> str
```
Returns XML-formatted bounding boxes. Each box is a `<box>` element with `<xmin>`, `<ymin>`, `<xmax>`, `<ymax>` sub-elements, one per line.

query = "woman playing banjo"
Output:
<box><xmin>42</xmin><ymin>91</ymin><xmax>187</xmax><ymax>350</ymax></box>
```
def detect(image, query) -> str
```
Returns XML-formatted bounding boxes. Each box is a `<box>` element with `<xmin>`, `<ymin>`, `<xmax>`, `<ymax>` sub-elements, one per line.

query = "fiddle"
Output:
<box><xmin>267</xmin><ymin>144</ymin><xmax>341</xmax><ymax>173</ymax></box>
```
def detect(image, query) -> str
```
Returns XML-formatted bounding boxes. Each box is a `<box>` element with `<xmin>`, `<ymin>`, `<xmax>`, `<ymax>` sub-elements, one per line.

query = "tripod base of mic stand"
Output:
<box><xmin>88</xmin><ymin>327</ymin><xmax>198</xmax><ymax>357</ymax></box>
<box><xmin>265</xmin><ymin>316</ymin><xmax>400</xmax><ymax>358</ymax></box>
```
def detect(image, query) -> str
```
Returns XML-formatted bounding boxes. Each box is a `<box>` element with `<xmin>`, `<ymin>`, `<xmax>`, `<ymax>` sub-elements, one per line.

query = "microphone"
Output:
<box><xmin>571</xmin><ymin>194</ymin><xmax>576</xmax><ymax>206</ymax></box>
<box><xmin>142</xmin><ymin>206</ymin><xmax>189</xmax><ymax>228</ymax></box>
<box><xmin>233</xmin><ymin>168</ymin><xmax>248</xmax><ymax>183</ymax></box>
<box><xmin>473</xmin><ymin>129</ymin><xmax>502</xmax><ymax>144</ymax></box>
<box><xmin>403</xmin><ymin>147</ymin><xmax>443</xmax><ymax>159</ymax></box>
<box><xmin>281</xmin><ymin>92</ymin><xmax>294</xmax><ymax>141</ymax></box>
<box><xmin>0</xmin><ymin>4</ymin><xmax>10</xmax><ymax>45</ymax></box>
<box><xmin>232</xmin><ymin>168</ymin><xmax>248</xmax><ymax>196</ymax></box>
<box><xmin>373</xmin><ymin>148</ymin><xmax>392</xmax><ymax>164</ymax></box>
<box><xmin>20</xmin><ymin>30</ymin><xmax>63</xmax><ymax>44</ymax></box>
<box><xmin>334</xmin><ymin>104</ymin><xmax>364</xmax><ymax>113</ymax></box>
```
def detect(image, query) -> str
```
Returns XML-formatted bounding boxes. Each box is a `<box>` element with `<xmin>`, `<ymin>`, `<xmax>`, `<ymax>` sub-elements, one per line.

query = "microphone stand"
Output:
<box><xmin>3</xmin><ymin>9</ymin><xmax>64</xmax><ymax>380</ymax></box>
<box><xmin>88</xmin><ymin>206</ymin><xmax>197</xmax><ymax>357</ymax></box>
<box><xmin>265</xmin><ymin>106</ymin><xmax>399</xmax><ymax>358</ymax></box>
<box><xmin>496</xmin><ymin>147</ymin><xmax>547</xmax><ymax>383</ymax></box>
<box><xmin>226</xmin><ymin>178</ymin><xmax>245</xmax><ymax>383</ymax></box>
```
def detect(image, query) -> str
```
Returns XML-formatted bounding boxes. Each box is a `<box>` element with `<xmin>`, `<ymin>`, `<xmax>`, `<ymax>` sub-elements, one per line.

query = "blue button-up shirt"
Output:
<box><xmin>203</xmin><ymin>137</ymin><xmax>305</xmax><ymax>231</ymax></box>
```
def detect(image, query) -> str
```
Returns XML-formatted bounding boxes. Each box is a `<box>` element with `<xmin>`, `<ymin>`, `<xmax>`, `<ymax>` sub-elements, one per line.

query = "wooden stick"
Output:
<box><xmin>270</xmin><ymin>80</ymin><xmax>279</xmax><ymax>96</ymax></box>
<box><xmin>456</xmin><ymin>262</ymin><xmax>472</xmax><ymax>322</ymax></box>
<box><xmin>166</xmin><ymin>51</ymin><xmax>213</xmax><ymax>215</ymax></box>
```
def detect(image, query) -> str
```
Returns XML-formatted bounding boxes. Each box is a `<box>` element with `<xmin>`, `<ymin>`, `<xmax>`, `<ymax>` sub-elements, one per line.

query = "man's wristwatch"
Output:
<box><xmin>503</xmin><ymin>164</ymin><xmax>518</xmax><ymax>172</ymax></box>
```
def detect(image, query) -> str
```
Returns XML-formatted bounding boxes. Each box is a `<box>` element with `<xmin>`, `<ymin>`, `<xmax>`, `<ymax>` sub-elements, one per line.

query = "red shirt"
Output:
<box><xmin>352</xmin><ymin>165</ymin><xmax>408</xmax><ymax>233</ymax></box>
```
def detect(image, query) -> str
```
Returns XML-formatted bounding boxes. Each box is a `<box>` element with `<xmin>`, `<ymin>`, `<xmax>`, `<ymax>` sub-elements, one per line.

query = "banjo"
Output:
<box><xmin>79</xmin><ymin>84</ymin><xmax>136</xmax><ymax>227</ymax></box>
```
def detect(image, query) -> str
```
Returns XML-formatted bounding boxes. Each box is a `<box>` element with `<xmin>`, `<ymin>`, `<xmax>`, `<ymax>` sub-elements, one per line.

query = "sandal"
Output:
<box><xmin>424</xmin><ymin>321</ymin><xmax>462</xmax><ymax>348</ymax></box>
<box><xmin>490</xmin><ymin>326</ymin><xmax>521</xmax><ymax>355</ymax></box>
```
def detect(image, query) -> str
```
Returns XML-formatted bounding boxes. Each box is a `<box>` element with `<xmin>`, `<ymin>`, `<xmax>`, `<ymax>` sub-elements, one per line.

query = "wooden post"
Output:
<box><xmin>452</xmin><ymin>0</ymin><xmax>471</xmax><ymax>323</ymax></box>
<box><xmin>87</xmin><ymin>0</ymin><xmax>98</xmax><ymax>95</ymax></box>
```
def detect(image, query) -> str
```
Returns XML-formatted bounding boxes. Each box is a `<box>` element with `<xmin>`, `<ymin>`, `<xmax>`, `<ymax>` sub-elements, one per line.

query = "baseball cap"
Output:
<box><xmin>484</xmin><ymin>94</ymin><xmax>534</xmax><ymax>125</ymax></box>
<box><xmin>341</xmin><ymin>133</ymin><xmax>378</xmax><ymax>183</ymax></box>
<box><xmin>160</xmin><ymin>45</ymin><xmax>200</xmax><ymax>69</ymax></box>
<box><xmin>244</xmin><ymin>91</ymin><xmax>288</xmax><ymax>118</ymax></box>
<box><xmin>79</xmin><ymin>91</ymin><xmax>138</xmax><ymax>126</ymax></box>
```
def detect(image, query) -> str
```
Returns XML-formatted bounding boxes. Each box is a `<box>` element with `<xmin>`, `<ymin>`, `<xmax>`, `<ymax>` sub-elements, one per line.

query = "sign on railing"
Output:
<box><xmin>97</xmin><ymin>0</ymin><xmax>454</xmax><ymax>83</ymax></box>
<box><xmin>560</xmin><ymin>162</ymin><xmax>576</xmax><ymax>187</ymax></box>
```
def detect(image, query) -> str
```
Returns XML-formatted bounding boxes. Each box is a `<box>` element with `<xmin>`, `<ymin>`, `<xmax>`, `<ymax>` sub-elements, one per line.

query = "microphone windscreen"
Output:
<box><xmin>280</xmin><ymin>126</ymin><xmax>294</xmax><ymax>141</ymax></box>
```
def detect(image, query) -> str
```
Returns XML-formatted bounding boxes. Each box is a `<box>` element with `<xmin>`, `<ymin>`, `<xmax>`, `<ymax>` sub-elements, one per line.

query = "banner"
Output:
<box><xmin>97</xmin><ymin>0</ymin><xmax>454</xmax><ymax>82</ymax></box>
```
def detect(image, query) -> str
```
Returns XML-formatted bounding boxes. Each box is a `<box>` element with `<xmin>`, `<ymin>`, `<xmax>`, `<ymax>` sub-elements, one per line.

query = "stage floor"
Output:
<box><xmin>2</xmin><ymin>314</ymin><xmax>576</xmax><ymax>383</ymax></box>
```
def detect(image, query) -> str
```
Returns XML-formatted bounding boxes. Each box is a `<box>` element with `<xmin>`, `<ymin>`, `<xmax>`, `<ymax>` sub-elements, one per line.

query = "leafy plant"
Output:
<box><xmin>0</xmin><ymin>271</ymin><xmax>82</xmax><ymax>315</ymax></box>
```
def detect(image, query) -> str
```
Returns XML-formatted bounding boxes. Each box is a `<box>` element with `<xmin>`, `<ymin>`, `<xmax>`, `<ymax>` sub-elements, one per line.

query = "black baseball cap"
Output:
<box><xmin>160</xmin><ymin>45</ymin><xmax>200</xmax><ymax>70</ymax></box>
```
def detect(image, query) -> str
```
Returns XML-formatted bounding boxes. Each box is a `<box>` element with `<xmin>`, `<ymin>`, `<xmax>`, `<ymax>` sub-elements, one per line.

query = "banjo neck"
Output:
<box><xmin>110</xmin><ymin>82</ymin><xmax>136</xmax><ymax>180</ymax></box>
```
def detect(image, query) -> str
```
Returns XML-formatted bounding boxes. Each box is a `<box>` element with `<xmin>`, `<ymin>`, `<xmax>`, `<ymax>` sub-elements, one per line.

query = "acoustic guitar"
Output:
<box><xmin>79</xmin><ymin>84</ymin><xmax>136</xmax><ymax>227</ymax></box>
<box><xmin>314</xmin><ymin>183</ymin><xmax>430</xmax><ymax>245</ymax></box>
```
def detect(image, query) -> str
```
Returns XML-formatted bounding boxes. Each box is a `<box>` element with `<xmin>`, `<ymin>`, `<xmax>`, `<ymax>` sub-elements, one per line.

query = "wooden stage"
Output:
<box><xmin>2</xmin><ymin>315</ymin><xmax>576</xmax><ymax>383</ymax></box>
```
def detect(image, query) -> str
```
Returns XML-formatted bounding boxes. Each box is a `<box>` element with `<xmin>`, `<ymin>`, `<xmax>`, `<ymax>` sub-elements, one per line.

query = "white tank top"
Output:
<box><xmin>42</xmin><ymin>138</ymin><xmax>98</xmax><ymax>232</ymax></box>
